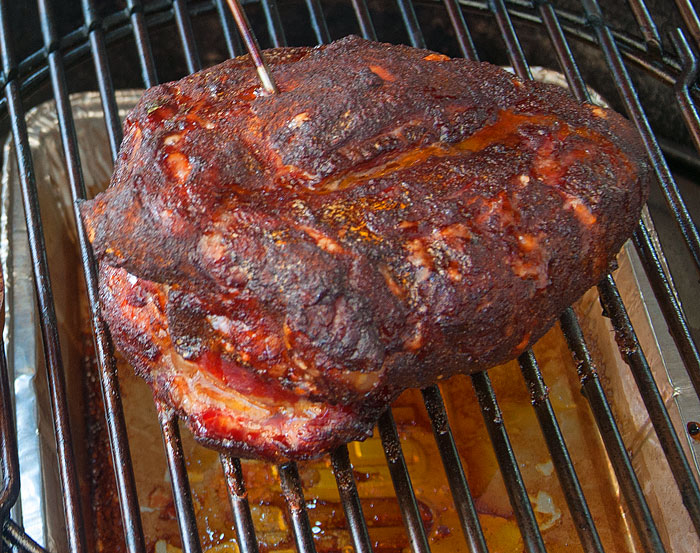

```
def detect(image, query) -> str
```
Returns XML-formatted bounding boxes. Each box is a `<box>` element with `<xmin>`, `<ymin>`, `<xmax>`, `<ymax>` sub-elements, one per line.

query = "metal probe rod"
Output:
<box><xmin>225</xmin><ymin>0</ymin><xmax>279</xmax><ymax>93</ymax></box>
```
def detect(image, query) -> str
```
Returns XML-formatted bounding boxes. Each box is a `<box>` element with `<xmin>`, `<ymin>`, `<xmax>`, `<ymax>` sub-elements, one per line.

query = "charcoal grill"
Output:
<box><xmin>1</xmin><ymin>0</ymin><xmax>700</xmax><ymax>552</ymax></box>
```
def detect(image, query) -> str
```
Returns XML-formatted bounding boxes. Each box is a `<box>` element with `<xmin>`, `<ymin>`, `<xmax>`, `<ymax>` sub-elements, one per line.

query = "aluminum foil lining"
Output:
<box><xmin>1</xmin><ymin>90</ymin><xmax>142</xmax><ymax>551</ymax></box>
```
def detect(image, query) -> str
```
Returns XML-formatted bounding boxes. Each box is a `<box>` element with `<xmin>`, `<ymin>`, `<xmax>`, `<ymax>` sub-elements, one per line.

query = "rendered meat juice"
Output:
<box><xmin>87</xmin><ymin>325</ymin><xmax>636</xmax><ymax>553</ymax></box>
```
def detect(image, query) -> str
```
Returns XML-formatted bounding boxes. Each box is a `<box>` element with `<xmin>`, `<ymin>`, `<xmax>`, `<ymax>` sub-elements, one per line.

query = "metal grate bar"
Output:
<box><xmin>278</xmin><ymin>5</ymin><xmax>383</xmax><ymax>549</ymax></box>
<box><xmin>304</xmin><ymin>0</ymin><xmax>331</xmax><ymax>44</ymax></box>
<box><xmin>349</xmin><ymin>18</ymin><xmax>487</xmax><ymax>548</ymax></box>
<box><xmin>540</xmin><ymin>0</ymin><xmax>700</xmax><ymax>412</ymax></box>
<box><xmin>348</xmin><ymin>0</ymin><xmax>377</xmax><ymax>40</ymax></box>
<box><xmin>310</xmin><ymin>6</ymin><xmax>436</xmax><ymax>551</ymax></box>
<box><xmin>36</xmin><ymin>0</ymin><xmax>151</xmax><ymax>550</ymax></box>
<box><xmin>670</xmin><ymin>28</ymin><xmax>700</xmax><ymax>154</ymax></box>
<box><xmin>580</xmin><ymin>0</ymin><xmax>700</xmax><ymax>273</ymax></box>
<box><xmin>377</xmin><ymin>409</ymin><xmax>431</xmax><ymax>553</ymax></box>
<box><xmin>5</xmin><ymin>49</ymin><xmax>82</xmax><ymax>553</ymax></box>
<box><xmin>221</xmin><ymin>455</ymin><xmax>260</xmax><ymax>553</ymax></box>
<box><xmin>157</xmin><ymin>406</ymin><xmax>203</xmax><ymax>553</ymax></box>
<box><xmin>2</xmin><ymin>520</ymin><xmax>45</xmax><ymax>553</ymax></box>
<box><xmin>1</xmin><ymin>2</ymin><xmax>88</xmax><ymax>551</ymax></box>
<box><xmin>205</xmin><ymin>2</ymin><xmax>277</xmax><ymax>546</ymax></box>
<box><xmin>597</xmin><ymin>274</ymin><xmax>700</xmax><ymax>534</ymax></box>
<box><xmin>626</xmin><ymin>0</ymin><xmax>663</xmax><ymax>55</ymax></box>
<box><xmin>81</xmin><ymin>0</ymin><xmax>122</xmax><ymax>160</ymax></box>
<box><xmin>470</xmin><ymin>371</ymin><xmax>547</xmax><ymax>553</ymax></box>
<box><xmin>0</xmin><ymin>264</ymin><xmax>17</xmax><ymax>530</ymax></box>
<box><xmin>394</xmin><ymin>0</ymin><xmax>426</xmax><ymax>49</ymax></box>
<box><xmin>330</xmin><ymin>447</ymin><xmax>374</xmax><ymax>553</ymax></box>
<box><xmin>632</xmin><ymin>220</ymin><xmax>700</xmax><ymax>396</ymax></box>
<box><xmin>173</xmin><ymin>0</ymin><xmax>203</xmax><ymax>73</ymax></box>
<box><xmin>278</xmin><ymin>462</ymin><xmax>318</xmax><ymax>553</ymax></box>
<box><xmin>674</xmin><ymin>0</ymin><xmax>700</xmax><ymax>50</ymax></box>
<box><xmin>0</xmin><ymin>344</ymin><xmax>19</xmax><ymax>524</ymax></box>
<box><xmin>442</xmin><ymin>0</ymin><xmax>477</xmax><ymax>60</ymax></box>
<box><xmin>536</xmin><ymin>2</ymin><xmax>587</xmax><ymax>100</ymax></box>
<box><xmin>260</xmin><ymin>0</ymin><xmax>287</xmax><ymax>47</ymax></box>
<box><xmin>518</xmin><ymin>352</ymin><xmax>605</xmax><ymax>553</ymax></box>
<box><xmin>558</xmin><ymin>308</ymin><xmax>667</xmax><ymax>553</ymax></box>
<box><xmin>488</xmin><ymin>0</ymin><xmax>531</xmax><ymax>79</ymax></box>
<box><xmin>421</xmin><ymin>386</ymin><xmax>488</xmax><ymax>553</ymax></box>
<box><xmin>125</xmin><ymin>0</ymin><xmax>158</xmax><ymax>88</ymax></box>
<box><xmin>64</xmin><ymin>8</ymin><xmax>196</xmax><ymax>553</ymax></box>
<box><xmin>215</xmin><ymin>0</ymin><xmax>245</xmax><ymax>57</ymax></box>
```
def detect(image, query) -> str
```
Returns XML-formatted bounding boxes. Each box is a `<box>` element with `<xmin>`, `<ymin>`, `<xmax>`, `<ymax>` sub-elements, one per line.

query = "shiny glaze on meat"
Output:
<box><xmin>81</xmin><ymin>36</ymin><xmax>650</xmax><ymax>460</ymax></box>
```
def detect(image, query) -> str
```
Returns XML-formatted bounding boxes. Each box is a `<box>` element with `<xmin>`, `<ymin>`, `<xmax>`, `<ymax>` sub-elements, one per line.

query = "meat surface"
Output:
<box><xmin>81</xmin><ymin>36</ymin><xmax>650</xmax><ymax>461</ymax></box>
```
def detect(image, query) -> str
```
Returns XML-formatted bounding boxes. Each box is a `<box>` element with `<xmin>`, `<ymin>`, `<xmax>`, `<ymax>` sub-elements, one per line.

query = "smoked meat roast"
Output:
<box><xmin>80</xmin><ymin>36</ymin><xmax>650</xmax><ymax>461</ymax></box>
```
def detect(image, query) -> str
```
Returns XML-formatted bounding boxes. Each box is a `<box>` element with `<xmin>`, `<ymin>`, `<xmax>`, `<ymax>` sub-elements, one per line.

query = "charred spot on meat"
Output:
<box><xmin>81</xmin><ymin>35</ymin><xmax>650</xmax><ymax>461</ymax></box>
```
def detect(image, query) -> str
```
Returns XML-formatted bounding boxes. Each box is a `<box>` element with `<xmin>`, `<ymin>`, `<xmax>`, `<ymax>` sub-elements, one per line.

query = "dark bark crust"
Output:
<box><xmin>81</xmin><ymin>36</ymin><xmax>650</xmax><ymax>460</ymax></box>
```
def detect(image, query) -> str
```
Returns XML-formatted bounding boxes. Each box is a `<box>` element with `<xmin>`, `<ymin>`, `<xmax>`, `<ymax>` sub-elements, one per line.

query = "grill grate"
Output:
<box><xmin>0</xmin><ymin>1</ymin><xmax>699</xmax><ymax>553</ymax></box>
